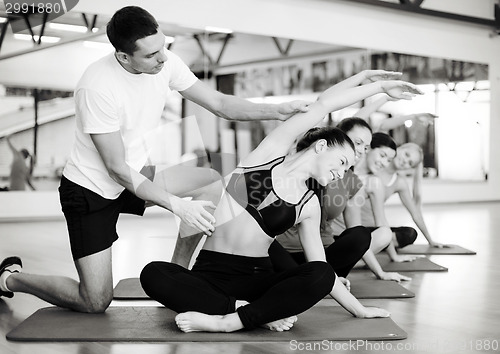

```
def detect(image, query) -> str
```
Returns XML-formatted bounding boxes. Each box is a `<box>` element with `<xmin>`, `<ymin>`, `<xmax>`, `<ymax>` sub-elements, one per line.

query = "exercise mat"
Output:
<box><xmin>375</xmin><ymin>254</ymin><xmax>448</xmax><ymax>272</ymax></box>
<box><xmin>349</xmin><ymin>279</ymin><xmax>414</xmax><ymax>299</ymax></box>
<box><xmin>113</xmin><ymin>278</ymin><xmax>147</xmax><ymax>300</ymax></box>
<box><xmin>114</xmin><ymin>277</ymin><xmax>414</xmax><ymax>300</ymax></box>
<box><xmin>398</xmin><ymin>244</ymin><xmax>476</xmax><ymax>255</ymax></box>
<box><xmin>7</xmin><ymin>306</ymin><xmax>407</xmax><ymax>342</ymax></box>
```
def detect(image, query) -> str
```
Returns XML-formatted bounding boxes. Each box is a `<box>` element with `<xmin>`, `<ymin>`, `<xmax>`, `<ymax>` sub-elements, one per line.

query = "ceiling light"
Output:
<box><xmin>204</xmin><ymin>26</ymin><xmax>233</xmax><ymax>34</ymax></box>
<box><xmin>83</xmin><ymin>41</ymin><xmax>113</xmax><ymax>50</ymax></box>
<box><xmin>49</xmin><ymin>23</ymin><xmax>88</xmax><ymax>33</ymax></box>
<box><xmin>0</xmin><ymin>17</ymin><xmax>8</xmax><ymax>23</ymax></box>
<box><xmin>14</xmin><ymin>33</ymin><xmax>61</xmax><ymax>43</ymax></box>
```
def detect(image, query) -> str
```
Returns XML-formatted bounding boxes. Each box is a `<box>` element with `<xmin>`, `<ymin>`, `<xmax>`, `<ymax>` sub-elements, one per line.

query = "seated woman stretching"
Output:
<box><xmin>270</xmin><ymin>118</ymin><xmax>373</xmax><ymax>280</ymax></box>
<box><xmin>365</xmin><ymin>142</ymin><xmax>446</xmax><ymax>248</ymax></box>
<box><xmin>140</xmin><ymin>71</ymin><xmax>422</xmax><ymax>333</ymax></box>
<box><xmin>346</xmin><ymin>132</ymin><xmax>419</xmax><ymax>263</ymax></box>
<box><xmin>355</xmin><ymin>95</ymin><xmax>445</xmax><ymax>248</ymax></box>
<box><xmin>271</xmin><ymin>118</ymin><xmax>410</xmax><ymax>283</ymax></box>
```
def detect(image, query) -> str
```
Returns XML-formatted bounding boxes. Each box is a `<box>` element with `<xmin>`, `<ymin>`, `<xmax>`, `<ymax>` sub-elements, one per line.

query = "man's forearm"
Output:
<box><xmin>108</xmin><ymin>164</ymin><xmax>178</xmax><ymax>212</ymax></box>
<box><xmin>215</xmin><ymin>94</ymin><xmax>284</xmax><ymax>121</ymax></box>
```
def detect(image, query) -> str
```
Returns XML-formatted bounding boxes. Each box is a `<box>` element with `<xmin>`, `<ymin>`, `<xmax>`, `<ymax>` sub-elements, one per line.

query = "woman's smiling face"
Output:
<box><xmin>366</xmin><ymin>146</ymin><xmax>396</xmax><ymax>174</ymax></box>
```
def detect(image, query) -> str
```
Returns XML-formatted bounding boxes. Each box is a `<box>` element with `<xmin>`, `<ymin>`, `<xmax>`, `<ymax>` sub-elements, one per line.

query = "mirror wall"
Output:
<box><xmin>0</xmin><ymin>21</ymin><xmax>490</xmax><ymax>192</ymax></box>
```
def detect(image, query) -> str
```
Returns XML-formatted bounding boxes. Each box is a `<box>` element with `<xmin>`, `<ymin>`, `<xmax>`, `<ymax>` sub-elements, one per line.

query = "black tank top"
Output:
<box><xmin>225</xmin><ymin>156</ymin><xmax>316</xmax><ymax>237</ymax></box>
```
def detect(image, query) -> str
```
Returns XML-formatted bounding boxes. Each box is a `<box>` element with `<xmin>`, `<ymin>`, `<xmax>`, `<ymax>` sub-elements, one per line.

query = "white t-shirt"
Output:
<box><xmin>63</xmin><ymin>50</ymin><xmax>198</xmax><ymax>199</ymax></box>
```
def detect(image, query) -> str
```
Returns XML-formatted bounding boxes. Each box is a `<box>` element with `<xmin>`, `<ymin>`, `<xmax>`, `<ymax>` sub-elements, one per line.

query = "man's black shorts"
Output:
<box><xmin>59</xmin><ymin>175</ymin><xmax>148</xmax><ymax>260</ymax></box>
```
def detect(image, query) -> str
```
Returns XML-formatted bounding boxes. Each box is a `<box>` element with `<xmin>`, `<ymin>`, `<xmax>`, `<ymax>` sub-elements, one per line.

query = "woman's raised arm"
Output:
<box><xmin>247</xmin><ymin>78</ymin><xmax>423</xmax><ymax>165</ymax></box>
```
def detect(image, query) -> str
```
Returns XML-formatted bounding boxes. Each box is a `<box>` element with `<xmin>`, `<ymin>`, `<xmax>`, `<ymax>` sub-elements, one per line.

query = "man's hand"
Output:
<box><xmin>171</xmin><ymin>198</ymin><xmax>216</xmax><ymax>236</ymax></box>
<box><xmin>277</xmin><ymin>100</ymin><xmax>311</xmax><ymax>121</ymax></box>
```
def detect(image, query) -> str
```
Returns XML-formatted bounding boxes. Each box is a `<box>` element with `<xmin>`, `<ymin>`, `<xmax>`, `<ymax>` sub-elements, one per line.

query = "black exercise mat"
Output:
<box><xmin>398</xmin><ymin>244</ymin><xmax>476</xmax><ymax>255</ymax></box>
<box><xmin>375</xmin><ymin>254</ymin><xmax>448</xmax><ymax>272</ymax></box>
<box><xmin>7</xmin><ymin>306</ymin><xmax>407</xmax><ymax>342</ymax></box>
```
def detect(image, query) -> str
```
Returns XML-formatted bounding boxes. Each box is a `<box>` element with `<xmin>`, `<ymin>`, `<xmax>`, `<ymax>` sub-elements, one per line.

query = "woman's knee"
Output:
<box><xmin>360</xmin><ymin>227</ymin><xmax>372</xmax><ymax>253</ymax></box>
<box><xmin>348</xmin><ymin>226</ymin><xmax>372</xmax><ymax>253</ymax></box>
<box><xmin>140</xmin><ymin>261</ymin><xmax>164</xmax><ymax>295</ymax></box>
<box><xmin>306</xmin><ymin>261</ymin><xmax>336</xmax><ymax>295</ymax></box>
<box><xmin>394</xmin><ymin>227</ymin><xmax>418</xmax><ymax>248</ymax></box>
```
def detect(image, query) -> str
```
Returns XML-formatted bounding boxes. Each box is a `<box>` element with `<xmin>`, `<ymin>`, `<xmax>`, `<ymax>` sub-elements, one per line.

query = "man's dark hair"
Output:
<box><xmin>106</xmin><ymin>6</ymin><xmax>159</xmax><ymax>55</ymax></box>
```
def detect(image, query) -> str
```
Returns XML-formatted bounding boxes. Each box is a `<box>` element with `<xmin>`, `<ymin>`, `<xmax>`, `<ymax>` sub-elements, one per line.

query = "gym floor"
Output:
<box><xmin>1</xmin><ymin>201</ymin><xmax>499</xmax><ymax>354</ymax></box>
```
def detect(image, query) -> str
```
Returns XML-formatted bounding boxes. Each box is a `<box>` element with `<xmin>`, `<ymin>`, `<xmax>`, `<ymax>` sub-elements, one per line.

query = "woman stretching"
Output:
<box><xmin>347</xmin><ymin>132</ymin><xmax>418</xmax><ymax>262</ymax></box>
<box><xmin>140</xmin><ymin>71</ymin><xmax>422</xmax><ymax>333</ymax></box>
<box><xmin>355</xmin><ymin>94</ymin><xmax>445</xmax><ymax>248</ymax></box>
<box><xmin>271</xmin><ymin>119</ymin><xmax>410</xmax><ymax>283</ymax></box>
<box><xmin>364</xmin><ymin>142</ymin><xmax>447</xmax><ymax>248</ymax></box>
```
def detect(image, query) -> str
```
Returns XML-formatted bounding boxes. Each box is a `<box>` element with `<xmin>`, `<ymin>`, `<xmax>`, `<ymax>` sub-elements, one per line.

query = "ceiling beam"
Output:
<box><xmin>338</xmin><ymin>0</ymin><xmax>499</xmax><ymax>31</ymax></box>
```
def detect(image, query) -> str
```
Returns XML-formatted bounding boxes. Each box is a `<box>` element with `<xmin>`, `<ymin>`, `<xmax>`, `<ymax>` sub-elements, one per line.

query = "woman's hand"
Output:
<box><xmin>358</xmin><ymin>306</ymin><xmax>391</xmax><ymax>318</ymax></box>
<box><xmin>430</xmin><ymin>242</ymin><xmax>450</xmax><ymax>248</ymax></box>
<box><xmin>361</xmin><ymin>70</ymin><xmax>402</xmax><ymax>83</ymax></box>
<box><xmin>380</xmin><ymin>80</ymin><xmax>424</xmax><ymax>100</ymax></box>
<box><xmin>391</xmin><ymin>254</ymin><xmax>424</xmax><ymax>263</ymax></box>
<box><xmin>338</xmin><ymin>277</ymin><xmax>351</xmax><ymax>292</ymax></box>
<box><xmin>377</xmin><ymin>271</ymin><xmax>411</xmax><ymax>282</ymax></box>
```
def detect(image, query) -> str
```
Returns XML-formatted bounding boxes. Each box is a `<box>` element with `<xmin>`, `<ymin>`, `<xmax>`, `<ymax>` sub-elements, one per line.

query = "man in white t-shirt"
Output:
<box><xmin>0</xmin><ymin>6</ymin><xmax>309</xmax><ymax>312</ymax></box>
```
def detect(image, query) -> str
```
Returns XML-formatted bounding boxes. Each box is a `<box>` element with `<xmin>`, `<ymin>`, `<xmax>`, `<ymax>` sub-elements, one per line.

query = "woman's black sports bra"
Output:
<box><xmin>225</xmin><ymin>156</ymin><xmax>316</xmax><ymax>238</ymax></box>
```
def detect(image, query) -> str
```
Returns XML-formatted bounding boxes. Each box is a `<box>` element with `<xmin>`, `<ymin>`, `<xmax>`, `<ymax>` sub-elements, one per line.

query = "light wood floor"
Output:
<box><xmin>1</xmin><ymin>202</ymin><xmax>499</xmax><ymax>354</ymax></box>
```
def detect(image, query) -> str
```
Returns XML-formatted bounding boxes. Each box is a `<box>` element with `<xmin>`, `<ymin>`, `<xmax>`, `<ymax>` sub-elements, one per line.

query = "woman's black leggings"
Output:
<box><xmin>269</xmin><ymin>226</ymin><xmax>371</xmax><ymax>277</ymax></box>
<box><xmin>140</xmin><ymin>249</ymin><xmax>335</xmax><ymax>330</ymax></box>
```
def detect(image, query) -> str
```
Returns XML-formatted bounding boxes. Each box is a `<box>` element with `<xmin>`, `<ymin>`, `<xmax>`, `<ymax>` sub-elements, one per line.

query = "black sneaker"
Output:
<box><xmin>0</xmin><ymin>256</ymin><xmax>22</xmax><ymax>298</ymax></box>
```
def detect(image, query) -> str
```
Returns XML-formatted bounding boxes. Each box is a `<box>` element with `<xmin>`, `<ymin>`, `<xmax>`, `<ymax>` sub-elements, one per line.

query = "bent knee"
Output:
<box><xmin>81</xmin><ymin>295</ymin><xmax>112</xmax><ymax>313</ymax></box>
<box><xmin>351</xmin><ymin>226</ymin><xmax>372</xmax><ymax>252</ymax></box>
<box><xmin>394</xmin><ymin>227</ymin><xmax>418</xmax><ymax>248</ymax></box>
<box><xmin>140</xmin><ymin>261</ymin><xmax>162</xmax><ymax>293</ymax></box>
<box><xmin>307</xmin><ymin>261</ymin><xmax>336</xmax><ymax>292</ymax></box>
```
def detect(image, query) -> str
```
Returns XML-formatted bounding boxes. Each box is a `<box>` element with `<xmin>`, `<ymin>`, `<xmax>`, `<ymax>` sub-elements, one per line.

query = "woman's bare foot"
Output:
<box><xmin>261</xmin><ymin>315</ymin><xmax>298</xmax><ymax>332</ymax></box>
<box><xmin>175</xmin><ymin>312</ymin><xmax>243</xmax><ymax>333</ymax></box>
